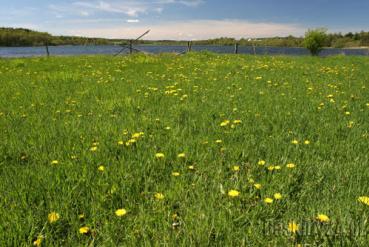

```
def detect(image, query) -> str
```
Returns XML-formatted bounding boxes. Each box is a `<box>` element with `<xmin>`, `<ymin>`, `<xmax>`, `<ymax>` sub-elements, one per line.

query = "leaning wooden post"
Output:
<box><xmin>234</xmin><ymin>43</ymin><xmax>239</xmax><ymax>54</ymax></box>
<box><xmin>45</xmin><ymin>42</ymin><xmax>50</xmax><ymax>57</ymax></box>
<box><xmin>187</xmin><ymin>41</ymin><xmax>192</xmax><ymax>52</ymax></box>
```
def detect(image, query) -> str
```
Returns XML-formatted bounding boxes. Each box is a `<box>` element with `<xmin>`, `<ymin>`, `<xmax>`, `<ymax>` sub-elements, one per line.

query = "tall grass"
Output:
<box><xmin>0</xmin><ymin>53</ymin><xmax>368</xmax><ymax>246</ymax></box>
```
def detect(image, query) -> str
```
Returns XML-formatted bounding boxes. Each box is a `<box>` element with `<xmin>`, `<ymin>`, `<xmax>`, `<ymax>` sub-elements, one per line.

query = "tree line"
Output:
<box><xmin>1</xmin><ymin>27</ymin><xmax>369</xmax><ymax>48</ymax></box>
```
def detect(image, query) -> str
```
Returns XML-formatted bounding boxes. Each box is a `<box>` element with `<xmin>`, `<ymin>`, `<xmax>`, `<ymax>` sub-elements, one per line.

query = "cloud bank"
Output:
<box><xmin>66</xmin><ymin>19</ymin><xmax>305</xmax><ymax>40</ymax></box>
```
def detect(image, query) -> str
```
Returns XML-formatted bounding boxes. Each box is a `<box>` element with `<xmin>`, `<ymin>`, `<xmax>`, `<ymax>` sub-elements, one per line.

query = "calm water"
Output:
<box><xmin>0</xmin><ymin>45</ymin><xmax>368</xmax><ymax>57</ymax></box>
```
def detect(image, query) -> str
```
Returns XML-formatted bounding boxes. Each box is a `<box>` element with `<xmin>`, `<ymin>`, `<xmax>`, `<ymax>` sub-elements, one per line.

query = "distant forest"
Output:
<box><xmin>1</xmin><ymin>27</ymin><xmax>369</xmax><ymax>48</ymax></box>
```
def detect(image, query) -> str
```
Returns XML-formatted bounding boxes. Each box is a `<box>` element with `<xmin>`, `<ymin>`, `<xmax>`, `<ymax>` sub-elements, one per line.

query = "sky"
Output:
<box><xmin>1</xmin><ymin>0</ymin><xmax>369</xmax><ymax>40</ymax></box>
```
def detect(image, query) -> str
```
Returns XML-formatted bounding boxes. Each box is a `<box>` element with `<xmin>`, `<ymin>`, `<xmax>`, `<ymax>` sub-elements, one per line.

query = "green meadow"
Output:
<box><xmin>0</xmin><ymin>53</ymin><xmax>368</xmax><ymax>246</ymax></box>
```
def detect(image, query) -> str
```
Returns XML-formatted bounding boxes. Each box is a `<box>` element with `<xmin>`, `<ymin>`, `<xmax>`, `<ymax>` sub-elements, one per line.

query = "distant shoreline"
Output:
<box><xmin>1</xmin><ymin>44</ymin><xmax>368</xmax><ymax>49</ymax></box>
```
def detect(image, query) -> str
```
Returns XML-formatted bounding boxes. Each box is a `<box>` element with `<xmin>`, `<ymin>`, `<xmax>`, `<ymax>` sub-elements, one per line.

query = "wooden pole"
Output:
<box><xmin>234</xmin><ymin>43</ymin><xmax>239</xmax><ymax>54</ymax></box>
<box><xmin>45</xmin><ymin>42</ymin><xmax>50</xmax><ymax>57</ymax></box>
<box><xmin>187</xmin><ymin>41</ymin><xmax>192</xmax><ymax>52</ymax></box>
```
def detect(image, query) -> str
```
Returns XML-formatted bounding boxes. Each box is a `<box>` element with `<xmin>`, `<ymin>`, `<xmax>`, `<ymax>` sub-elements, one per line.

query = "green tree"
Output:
<box><xmin>303</xmin><ymin>28</ymin><xmax>328</xmax><ymax>56</ymax></box>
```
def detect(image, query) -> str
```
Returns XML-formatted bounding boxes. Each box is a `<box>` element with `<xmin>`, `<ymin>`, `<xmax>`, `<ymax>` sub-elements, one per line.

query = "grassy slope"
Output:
<box><xmin>0</xmin><ymin>53</ymin><xmax>368</xmax><ymax>246</ymax></box>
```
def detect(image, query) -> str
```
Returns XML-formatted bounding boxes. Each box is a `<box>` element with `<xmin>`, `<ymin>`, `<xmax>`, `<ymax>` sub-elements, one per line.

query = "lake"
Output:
<box><xmin>1</xmin><ymin>45</ymin><xmax>368</xmax><ymax>57</ymax></box>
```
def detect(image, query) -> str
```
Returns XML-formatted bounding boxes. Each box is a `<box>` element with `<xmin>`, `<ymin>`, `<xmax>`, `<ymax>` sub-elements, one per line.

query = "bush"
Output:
<box><xmin>303</xmin><ymin>28</ymin><xmax>328</xmax><ymax>56</ymax></box>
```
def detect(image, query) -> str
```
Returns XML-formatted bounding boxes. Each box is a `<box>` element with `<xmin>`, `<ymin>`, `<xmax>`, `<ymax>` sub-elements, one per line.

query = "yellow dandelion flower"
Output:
<box><xmin>233</xmin><ymin>120</ymin><xmax>242</xmax><ymax>124</ymax></box>
<box><xmin>215</xmin><ymin>140</ymin><xmax>222</xmax><ymax>144</ymax></box>
<box><xmin>98</xmin><ymin>165</ymin><xmax>105</xmax><ymax>172</ymax></box>
<box><xmin>220</xmin><ymin>120</ymin><xmax>230</xmax><ymax>127</ymax></box>
<box><xmin>304</xmin><ymin>140</ymin><xmax>310</xmax><ymax>145</ymax></box>
<box><xmin>33</xmin><ymin>236</ymin><xmax>43</xmax><ymax>247</ymax></box>
<box><xmin>228</xmin><ymin>190</ymin><xmax>240</xmax><ymax>197</ymax></box>
<box><xmin>345</xmin><ymin>111</ymin><xmax>351</xmax><ymax>115</ymax></box>
<box><xmin>274</xmin><ymin>193</ymin><xmax>282</xmax><ymax>200</ymax></box>
<box><xmin>258</xmin><ymin>160</ymin><xmax>266</xmax><ymax>166</ymax></box>
<box><xmin>358</xmin><ymin>196</ymin><xmax>369</xmax><ymax>206</ymax></box>
<box><xmin>232</xmin><ymin>166</ymin><xmax>240</xmax><ymax>171</ymax></box>
<box><xmin>172</xmin><ymin>172</ymin><xmax>180</xmax><ymax>177</ymax></box>
<box><xmin>188</xmin><ymin>165</ymin><xmax>195</xmax><ymax>170</ymax></box>
<box><xmin>254</xmin><ymin>184</ymin><xmax>262</xmax><ymax>189</ymax></box>
<box><xmin>267</xmin><ymin>166</ymin><xmax>275</xmax><ymax>171</ymax></box>
<box><xmin>117</xmin><ymin>140</ymin><xmax>124</xmax><ymax>145</ymax></box>
<box><xmin>48</xmin><ymin>212</ymin><xmax>60</xmax><ymax>223</ymax></box>
<box><xmin>291</xmin><ymin>140</ymin><xmax>299</xmax><ymax>145</ymax></box>
<box><xmin>79</xmin><ymin>226</ymin><xmax>90</xmax><ymax>234</ymax></box>
<box><xmin>90</xmin><ymin>146</ymin><xmax>98</xmax><ymax>152</ymax></box>
<box><xmin>177</xmin><ymin>153</ymin><xmax>186</xmax><ymax>158</ymax></box>
<box><xmin>288</xmin><ymin>221</ymin><xmax>299</xmax><ymax>234</ymax></box>
<box><xmin>155</xmin><ymin>153</ymin><xmax>165</xmax><ymax>159</ymax></box>
<box><xmin>286</xmin><ymin>163</ymin><xmax>296</xmax><ymax>169</ymax></box>
<box><xmin>264</xmin><ymin>197</ymin><xmax>273</xmax><ymax>204</ymax></box>
<box><xmin>316</xmin><ymin>214</ymin><xmax>330</xmax><ymax>223</ymax></box>
<box><xmin>274</xmin><ymin>165</ymin><xmax>281</xmax><ymax>170</ymax></box>
<box><xmin>154</xmin><ymin>193</ymin><xmax>165</xmax><ymax>200</ymax></box>
<box><xmin>115</xmin><ymin>208</ymin><xmax>127</xmax><ymax>217</ymax></box>
<box><xmin>51</xmin><ymin>160</ymin><xmax>59</xmax><ymax>165</ymax></box>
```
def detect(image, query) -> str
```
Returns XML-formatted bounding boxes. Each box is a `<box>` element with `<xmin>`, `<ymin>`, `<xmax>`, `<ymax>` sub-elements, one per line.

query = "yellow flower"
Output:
<box><xmin>177</xmin><ymin>153</ymin><xmax>186</xmax><ymax>158</ymax></box>
<box><xmin>90</xmin><ymin>146</ymin><xmax>98</xmax><ymax>152</ymax></box>
<box><xmin>154</xmin><ymin>193</ymin><xmax>165</xmax><ymax>200</ymax></box>
<box><xmin>274</xmin><ymin>193</ymin><xmax>282</xmax><ymax>200</ymax></box>
<box><xmin>115</xmin><ymin>208</ymin><xmax>127</xmax><ymax>217</ymax></box>
<box><xmin>98</xmin><ymin>165</ymin><xmax>105</xmax><ymax>172</ymax></box>
<box><xmin>358</xmin><ymin>196</ymin><xmax>369</xmax><ymax>206</ymax></box>
<box><xmin>79</xmin><ymin>226</ymin><xmax>90</xmax><ymax>234</ymax></box>
<box><xmin>286</xmin><ymin>163</ymin><xmax>296</xmax><ymax>169</ymax></box>
<box><xmin>215</xmin><ymin>140</ymin><xmax>222</xmax><ymax>144</ymax></box>
<box><xmin>33</xmin><ymin>236</ymin><xmax>43</xmax><ymax>246</ymax></box>
<box><xmin>345</xmin><ymin>111</ymin><xmax>351</xmax><ymax>115</ymax></box>
<box><xmin>132</xmin><ymin>132</ymin><xmax>144</xmax><ymax>139</ymax></box>
<box><xmin>264</xmin><ymin>197</ymin><xmax>273</xmax><ymax>204</ymax></box>
<box><xmin>291</xmin><ymin>140</ymin><xmax>299</xmax><ymax>145</ymax></box>
<box><xmin>267</xmin><ymin>166</ymin><xmax>275</xmax><ymax>171</ymax></box>
<box><xmin>117</xmin><ymin>140</ymin><xmax>124</xmax><ymax>145</ymax></box>
<box><xmin>288</xmin><ymin>221</ymin><xmax>299</xmax><ymax>234</ymax></box>
<box><xmin>172</xmin><ymin>172</ymin><xmax>180</xmax><ymax>177</ymax></box>
<box><xmin>51</xmin><ymin>160</ymin><xmax>59</xmax><ymax>165</ymax></box>
<box><xmin>316</xmin><ymin>214</ymin><xmax>330</xmax><ymax>223</ymax></box>
<box><xmin>155</xmin><ymin>153</ymin><xmax>165</xmax><ymax>159</ymax></box>
<box><xmin>233</xmin><ymin>120</ymin><xmax>242</xmax><ymax>124</ymax></box>
<box><xmin>258</xmin><ymin>160</ymin><xmax>266</xmax><ymax>166</ymax></box>
<box><xmin>274</xmin><ymin>165</ymin><xmax>281</xmax><ymax>170</ymax></box>
<box><xmin>220</xmin><ymin>120</ymin><xmax>230</xmax><ymax>127</ymax></box>
<box><xmin>188</xmin><ymin>165</ymin><xmax>195</xmax><ymax>170</ymax></box>
<box><xmin>48</xmin><ymin>212</ymin><xmax>60</xmax><ymax>223</ymax></box>
<box><xmin>304</xmin><ymin>140</ymin><xmax>310</xmax><ymax>145</ymax></box>
<box><xmin>232</xmin><ymin>165</ymin><xmax>240</xmax><ymax>171</ymax></box>
<box><xmin>254</xmin><ymin>184</ymin><xmax>262</xmax><ymax>189</ymax></box>
<box><xmin>228</xmin><ymin>190</ymin><xmax>240</xmax><ymax>197</ymax></box>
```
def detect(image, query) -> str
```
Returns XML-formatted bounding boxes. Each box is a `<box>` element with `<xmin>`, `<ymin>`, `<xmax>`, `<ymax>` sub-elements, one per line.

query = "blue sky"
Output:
<box><xmin>1</xmin><ymin>0</ymin><xmax>368</xmax><ymax>39</ymax></box>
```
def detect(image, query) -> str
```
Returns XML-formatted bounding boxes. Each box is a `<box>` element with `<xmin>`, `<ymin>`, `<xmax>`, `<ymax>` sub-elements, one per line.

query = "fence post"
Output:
<box><xmin>234</xmin><ymin>43</ymin><xmax>239</xmax><ymax>54</ymax></box>
<box><xmin>45</xmin><ymin>42</ymin><xmax>50</xmax><ymax>57</ymax></box>
<box><xmin>187</xmin><ymin>41</ymin><xmax>192</xmax><ymax>52</ymax></box>
<box><xmin>129</xmin><ymin>40</ymin><xmax>133</xmax><ymax>54</ymax></box>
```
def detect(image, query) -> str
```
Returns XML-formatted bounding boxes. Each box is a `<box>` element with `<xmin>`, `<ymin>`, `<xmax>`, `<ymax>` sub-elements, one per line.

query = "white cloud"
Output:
<box><xmin>65</xmin><ymin>19</ymin><xmax>305</xmax><ymax>40</ymax></box>
<box><xmin>127</xmin><ymin>19</ymin><xmax>140</xmax><ymax>23</ymax></box>
<box><xmin>80</xmin><ymin>11</ymin><xmax>90</xmax><ymax>17</ymax></box>
<box><xmin>65</xmin><ymin>0</ymin><xmax>204</xmax><ymax>17</ymax></box>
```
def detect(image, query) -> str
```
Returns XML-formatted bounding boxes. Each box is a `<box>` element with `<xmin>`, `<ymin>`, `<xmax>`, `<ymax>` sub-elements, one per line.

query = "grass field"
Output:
<box><xmin>0</xmin><ymin>53</ymin><xmax>368</xmax><ymax>246</ymax></box>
